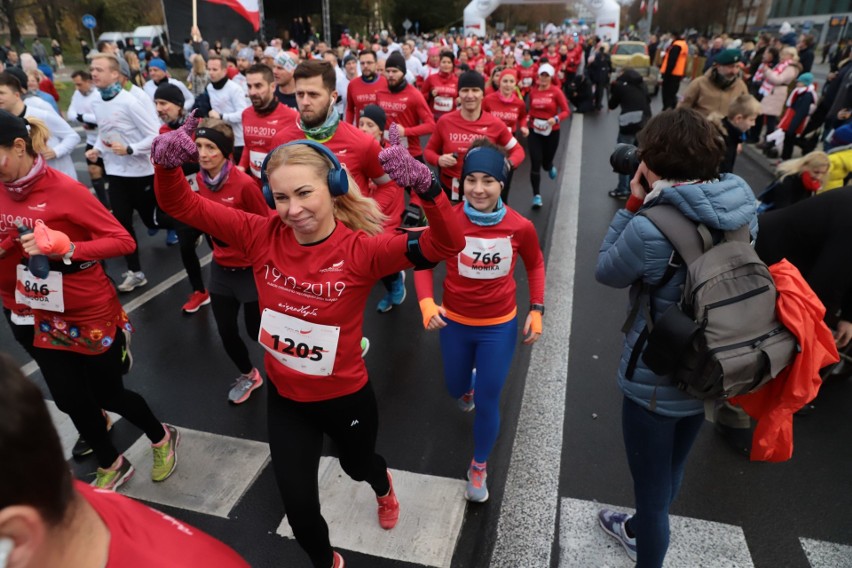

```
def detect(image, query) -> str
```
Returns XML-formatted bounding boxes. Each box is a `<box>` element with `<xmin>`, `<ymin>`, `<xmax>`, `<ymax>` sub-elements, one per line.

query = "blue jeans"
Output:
<box><xmin>622</xmin><ymin>396</ymin><xmax>704</xmax><ymax>568</ymax></box>
<box><xmin>616</xmin><ymin>133</ymin><xmax>637</xmax><ymax>193</ymax></box>
<box><xmin>439</xmin><ymin>317</ymin><xmax>518</xmax><ymax>463</ymax></box>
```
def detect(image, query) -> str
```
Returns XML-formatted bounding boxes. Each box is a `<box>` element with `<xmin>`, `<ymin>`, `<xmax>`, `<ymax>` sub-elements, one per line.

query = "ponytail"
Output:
<box><xmin>25</xmin><ymin>116</ymin><xmax>50</xmax><ymax>155</ymax></box>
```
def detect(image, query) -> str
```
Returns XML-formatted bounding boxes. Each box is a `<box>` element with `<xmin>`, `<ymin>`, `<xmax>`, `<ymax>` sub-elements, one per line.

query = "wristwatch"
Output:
<box><xmin>62</xmin><ymin>242</ymin><xmax>75</xmax><ymax>265</ymax></box>
<box><xmin>530</xmin><ymin>303</ymin><xmax>545</xmax><ymax>315</ymax></box>
<box><xmin>126</xmin><ymin>145</ymin><xmax>134</xmax><ymax>156</ymax></box>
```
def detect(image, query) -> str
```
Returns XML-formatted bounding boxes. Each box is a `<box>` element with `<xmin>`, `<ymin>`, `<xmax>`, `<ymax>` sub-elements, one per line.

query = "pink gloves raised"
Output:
<box><xmin>151</xmin><ymin>111</ymin><xmax>200</xmax><ymax>169</ymax></box>
<box><xmin>379</xmin><ymin>123</ymin><xmax>435</xmax><ymax>196</ymax></box>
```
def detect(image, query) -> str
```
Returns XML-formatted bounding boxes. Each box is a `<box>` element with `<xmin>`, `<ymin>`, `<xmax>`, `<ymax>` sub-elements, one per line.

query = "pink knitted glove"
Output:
<box><xmin>379</xmin><ymin>123</ymin><xmax>433</xmax><ymax>194</ymax></box>
<box><xmin>32</xmin><ymin>220</ymin><xmax>71</xmax><ymax>256</ymax></box>
<box><xmin>151</xmin><ymin>111</ymin><xmax>200</xmax><ymax>168</ymax></box>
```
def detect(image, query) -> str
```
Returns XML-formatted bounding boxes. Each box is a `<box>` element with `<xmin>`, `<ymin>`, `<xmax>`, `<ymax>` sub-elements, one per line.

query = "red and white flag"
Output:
<box><xmin>204</xmin><ymin>0</ymin><xmax>260</xmax><ymax>31</ymax></box>
<box><xmin>654</xmin><ymin>0</ymin><xmax>659</xmax><ymax>13</ymax></box>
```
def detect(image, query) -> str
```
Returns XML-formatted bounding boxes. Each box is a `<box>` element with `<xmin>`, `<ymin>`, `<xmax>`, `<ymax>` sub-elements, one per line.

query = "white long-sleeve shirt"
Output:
<box><xmin>24</xmin><ymin>104</ymin><xmax>80</xmax><ymax>180</ymax></box>
<box><xmin>143</xmin><ymin>77</ymin><xmax>195</xmax><ymax>112</ymax></box>
<box><xmin>205</xmin><ymin>79</ymin><xmax>249</xmax><ymax>146</ymax></box>
<box><xmin>67</xmin><ymin>88</ymin><xmax>100</xmax><ymax>146</ymax></box>
<box><xmin>92</xmin><ymin>90</ymin><xmax>160</xmax><ymax>178</ymax></box>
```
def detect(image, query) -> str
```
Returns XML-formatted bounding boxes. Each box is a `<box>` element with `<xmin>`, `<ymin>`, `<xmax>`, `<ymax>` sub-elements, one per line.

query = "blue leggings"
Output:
<box><xmin>622</xmin><ymin>396</ymin><xmax>704</xmax><ymax>568</ymax></box>
<box><xmin>439</xmin><ymin>317</ymin><xmax>517</xmax><ymax>463</ymax></box>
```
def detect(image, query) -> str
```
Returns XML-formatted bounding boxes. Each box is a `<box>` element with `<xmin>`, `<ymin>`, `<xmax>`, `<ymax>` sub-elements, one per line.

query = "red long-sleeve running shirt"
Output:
<box><xmin>0</xmin><ymin>167</ymin><xmax>135</xmax><ymax>349</ymax></box>
<box><xmin>154</xmin><ymin>165</ymin><xmax>465</xmax><ymax>401</ymax></box>
<box><xmin>424</xmin><ymin>109</ymin><xmax>524</xmax><ymax>198</ymax></box>
<box><xmin>376</xmin><ymin>84</ymin><xmax>435</xmax><ymax>158</ymax></box>
<box><xmin>527</xmin><ymin>85</ymin><xmax>570</xmax><ymax>133</ymax></box>
<box><xmin>238</xmin><ymin>102</ymin><xmax>299</xmax><ymax>182</ymax></box>
<box><xmin>483</xmin><ymin>91</ymin><xmax>528</xmax><ymax>132</ymax></box>
<box><xmin>421</xmin><ymin>72</ymin><xmax>459</xmax><ymax>119</ymax></box>
<box><xmin>414</xmin><ymin>206</ymin><xmax>545</xmax><ymax>324</ymax></box>
<box><xmin>345</xmin><ymin>75</ymin><xmax>388</xmax><ymax>125</ymax></box>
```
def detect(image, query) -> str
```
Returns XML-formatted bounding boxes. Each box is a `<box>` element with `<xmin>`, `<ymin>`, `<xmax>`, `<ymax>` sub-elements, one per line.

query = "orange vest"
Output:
<box><xmin>661</xmin><ymin>40</ymin><xmax>688</xmax><ymax>76</ymax></box>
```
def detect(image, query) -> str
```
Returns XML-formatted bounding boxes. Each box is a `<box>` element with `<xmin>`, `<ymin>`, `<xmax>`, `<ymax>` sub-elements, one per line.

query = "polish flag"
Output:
<box><xmin>204</xmin><ymin>0</ymin><xmax>260</xmax><ymax>31</ymax></box>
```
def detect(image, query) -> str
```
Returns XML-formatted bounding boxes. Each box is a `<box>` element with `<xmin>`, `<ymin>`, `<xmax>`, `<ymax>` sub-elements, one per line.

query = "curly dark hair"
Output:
<box><xmin>637</xmin><ymin>108</ymin><xmax>726</xmax><ymax>182</ymax></box>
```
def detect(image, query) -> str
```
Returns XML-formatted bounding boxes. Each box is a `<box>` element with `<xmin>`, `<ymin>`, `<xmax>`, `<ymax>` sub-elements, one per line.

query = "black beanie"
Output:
<box><xmin>360</xmin><ymin>104</ymin><xmax>386</xmax><ymax>131</ymax></box>
<box><xmin>457</xmin><ymin>70</ymin><xmax>485</xmax><ymax>93</ymax></box>
<box><xmin>3</xmin><ymin>68</ymin><xmax>27</xmax><ymax>92</ymax></box>
<box><xmin>385</xmin><ymin>51</ymin><xmax>406</xmax><ymax>73</ymax></box>
<box><xmin>154</xmin><ymin>83</ymin><xmax>185</xmax><ymax>108</ymax></box>
<box><xmin>0</xmin><ymin>108</ymin><xmax>29</xmax><ymax>145</ymax></box>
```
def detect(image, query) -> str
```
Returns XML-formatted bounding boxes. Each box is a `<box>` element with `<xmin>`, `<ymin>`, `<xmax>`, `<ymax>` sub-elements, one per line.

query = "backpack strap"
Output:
<box><xmin>724</xmin><ymin>224</ymin><xmax>751</xmax><ymax>243</ymax></box>
<box><xmin>639</xmin><ymin>205</ymin><xmax>709</xmax><ymax>265</ymax></box>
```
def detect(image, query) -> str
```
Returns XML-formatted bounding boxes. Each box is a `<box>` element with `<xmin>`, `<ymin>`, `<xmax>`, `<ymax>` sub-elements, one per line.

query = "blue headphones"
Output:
<box><xmin>260</xmin><ymin>139</ymin><xmax>349</xmax><ymax>208</ymax></box>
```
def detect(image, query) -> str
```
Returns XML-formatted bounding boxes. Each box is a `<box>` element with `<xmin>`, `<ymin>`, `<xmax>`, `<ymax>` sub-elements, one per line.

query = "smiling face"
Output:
<box><xmin>268</xmin><ymin>162</ymin><xmax>336</xmax><ymax>243</ymax></box>
<box><xmin>459</xmin><ymin>87</ymin><xmax>482</xmax><ymax>113</ymax></box>
<box><xmin>464</xmin><ymin>171</ymin><xmax>502</xmax><ymax>212</ymax></box>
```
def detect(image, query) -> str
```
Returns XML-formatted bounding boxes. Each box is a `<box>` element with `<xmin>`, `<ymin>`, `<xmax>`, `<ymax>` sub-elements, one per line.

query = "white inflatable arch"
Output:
<box><xmin>463</xmin><ymin>0</ymin><xmax>621</xmax><ymax>44</ymax></box>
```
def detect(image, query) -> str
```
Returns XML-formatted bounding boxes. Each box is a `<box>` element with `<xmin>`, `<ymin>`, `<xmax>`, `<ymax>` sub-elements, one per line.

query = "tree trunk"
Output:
<box><xmin>0</xmin><ymin>0</ymin><xmax>22</xmax><ymax>46</ymax></box>
<box><xmin>39</xmin><ymin>0</ymin><xmax>63</xmax><ymax>42</ymax></box>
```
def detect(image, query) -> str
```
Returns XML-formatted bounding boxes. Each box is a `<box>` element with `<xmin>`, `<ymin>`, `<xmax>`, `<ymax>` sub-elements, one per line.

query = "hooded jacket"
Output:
<box><xmin>608</xmin><ymin>69</ymin><xmax>652</xmax><ymax>135</ymax></box>
<box><xmin>596</xmin><ymin>174</ymin><xmax>758</xmax><ymax>417</ymax></box>
<box><xmin>679</xmin><ymin>68</ymin><xmax>749</xmax><ymax>117</ymax></box>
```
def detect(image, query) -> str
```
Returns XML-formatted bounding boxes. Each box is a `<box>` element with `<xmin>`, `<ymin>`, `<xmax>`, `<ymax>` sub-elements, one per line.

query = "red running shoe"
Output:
<box><xmin>182</xmin><ymin>290</ymin><xmax>211</xmax><ymax>313</ymax></box>
<box><xmin>376</xmin><ymin>470</ymin><xmax>400</xmax><ymax>529</ymax></box>
<box><xmin>332</xmin><ymin>551</ymin><xmax>345</xmax><ymax>568</ymax></box>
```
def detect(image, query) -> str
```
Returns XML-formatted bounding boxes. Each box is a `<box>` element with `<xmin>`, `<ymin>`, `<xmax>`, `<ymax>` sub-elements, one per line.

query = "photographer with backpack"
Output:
<box><xmin>595</xmin><ymin>108</ymin><xmax>760</xmax><ymax>567</ymax></box>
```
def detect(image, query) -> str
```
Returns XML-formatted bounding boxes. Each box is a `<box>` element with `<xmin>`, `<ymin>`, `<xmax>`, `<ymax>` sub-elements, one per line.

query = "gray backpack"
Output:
<box><xmin>625</xmin><ymin>205</ymin><xmax>798</xmax><ymax>403</ymax></box>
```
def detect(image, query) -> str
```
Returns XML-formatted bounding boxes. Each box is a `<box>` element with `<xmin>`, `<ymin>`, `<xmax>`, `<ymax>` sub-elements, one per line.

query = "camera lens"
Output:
<box><xmin>610</xmin><ymin>144</ymin><xmax>641</xmax><ymax>176</ymax></box>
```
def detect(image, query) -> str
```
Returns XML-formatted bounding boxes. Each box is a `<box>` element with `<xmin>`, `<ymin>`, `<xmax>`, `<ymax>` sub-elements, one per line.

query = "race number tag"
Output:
<box><xmin>521</xmin><ymin>77</ymin><xmax>533</xmax><ymax>87</ymax></box>
<box><xmin>249</xmin><ymin>150</ymin><xmax>267</xmax><ymax>178</ymax></box>
<box><xmin>186</xmin><ymin>173</ymin><xmax>200</xmax><ymax>192</ymax></box>
<box><xmin>258</xmin><ymin>308</ymin><xmax>340</xmax><ymax>376</ymax></box>
<box><xmin>15</xmin><ymin>265</ymin><xmax>64</xmax><ymax>312</ymax></box>
<box><xmin>434</xmin><ymin>96</ymin><xmax>454</xmax><ymax>112</ymax></box>
<box><xmin>532</xmin><ymin>118</ymin><xmax>552</xmax><ymax>136</ymax></box>
<box><xmin>457</xmin><ymin>236</ymin><xmax>513</xmax><ymax>279</ymax></box>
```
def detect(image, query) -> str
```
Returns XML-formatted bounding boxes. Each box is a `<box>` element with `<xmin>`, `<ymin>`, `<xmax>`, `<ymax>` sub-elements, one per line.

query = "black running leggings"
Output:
<box><xmin>528</xmin><ymin>129</ymin><xmax>561</xmax><ymax>196</ymax></box>
<box><xmin>33</xmin><ymin>330</ymin><xmax>165</xmax><ymax>468</ymax></box>
<box><xmin>210</xmin><ymin>294</ymin><xmax>260</xmax><ymax>375</ymax></box>
<box><xmin>108</xmin><ymin>175</ymin><xmax>157</xmax><ymax>272</ymax></box>
<box><xmin>268</xmin><ymin>383</ymin><xmax>390</xmax><ymax>568</ymax></box>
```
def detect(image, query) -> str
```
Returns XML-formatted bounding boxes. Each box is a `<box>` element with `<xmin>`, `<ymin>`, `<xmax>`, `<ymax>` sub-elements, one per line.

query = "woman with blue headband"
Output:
<box><xmin>413</xmin><ymin>138</ymin><xmax>546</xmax><ymax>502</ymax></box>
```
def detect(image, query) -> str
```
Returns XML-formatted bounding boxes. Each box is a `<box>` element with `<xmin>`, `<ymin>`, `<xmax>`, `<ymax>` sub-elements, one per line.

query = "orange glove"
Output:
<box><xmin>32</xmin><ymin>220</ymin><xmax>71</xmax><ymax>256</ymax></box>
<box><xmin>419</xmin><ymin>297</ymin><xmax>442</xmax><ymax>329</ymax></box>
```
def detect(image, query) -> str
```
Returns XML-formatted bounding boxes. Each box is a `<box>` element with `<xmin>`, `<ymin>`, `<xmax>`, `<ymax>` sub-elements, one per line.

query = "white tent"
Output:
<box><xmin>463</xmin><ymin>0</ymin><xmax>621</xmax><ymax>43</ymax></box>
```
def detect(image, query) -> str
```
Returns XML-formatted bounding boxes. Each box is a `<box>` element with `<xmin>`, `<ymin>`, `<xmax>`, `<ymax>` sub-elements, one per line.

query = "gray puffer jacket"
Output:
<box><xmin>596</xmin><ymin>174</ymin><xmax>758</xmax><ymax>417</ymax></box>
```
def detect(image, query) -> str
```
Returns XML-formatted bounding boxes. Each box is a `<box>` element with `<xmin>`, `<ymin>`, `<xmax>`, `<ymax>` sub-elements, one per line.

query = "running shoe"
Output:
<box><xmin>548</xmin><ymin>166</ymin><xmax>558</xmax><ymax>180</ymax></box>
<box><xmin>182</xmin><ymin>290</ymin><xmax>211</xmax><ymax>313</ymax></box>
<box><xmin>117</xmin><ymin>271</ymin><xmax>147</xmax><ymax>293</ymax></box>
<box><xmin>361</xmin><ymin>337</ymin><xmax>370</xmax><ymax>358</ymax></box>
<box><xmin>376</xmin><ymin>470</ymin><xmax>400</xmax><ymax>529</ymax></box>
<box><xmin>598</xmin><ymin>509</ymin><xmax>637</xmax><ymax>561</ymax></box>
<box><xmin>151</xmin><ymin>424</ymin><xmax>180</xmax><ymax>482</ymax></box>
<box><xmin>165</xmin><ymin>230</ymin><xmax>179</xmax><ymax>246</ymax></box>
<box><xmin>72</xmin><ymin>411</ymin><xmax>113</xmax><ymax>459</ymax></box>
<box><xmin>333</xmin><ymin>551</ymin><xmax>345</xmax><ymax>568</ymax></box>
<box><xmin>532</xmin><ymin>195</ymin><xmax>543</xmax><ymax>209</ymax></box>
<box><xmin>121</xmin><ymin>329</ymin><xmax>133</xmax><ymax>375</ymax></box>
<box><xmin>376</xmin><ymin>272</ymin><xmax>406</xmax><ymax>312</ymax></box>
<box><xmin>147</xmin><ymin>227</ymin><xmax>160</xmax><ymax>237</ymax></box>
<box><xmin>457</xmin><ymin>389</ymin><xmax>475</xmax><ymax>412</ymax></box>
<box><xmin>91</xmin><ymin>455</ymin><xmax>135</xmax><ymax>491</ymax></box>
<box><xmin>608</xmin><ymin>189</ymin><xmax>630</xmax><ymax>200</ymax></box>
<box><xmin>465</xmin><ymin>461</ymin><xmax>489</xmax><ymax>502</ymax></box>
<box><xmin>228</xmin><ymin>368</ymin><xmax>263</xmax><ymax>404</ymax></box>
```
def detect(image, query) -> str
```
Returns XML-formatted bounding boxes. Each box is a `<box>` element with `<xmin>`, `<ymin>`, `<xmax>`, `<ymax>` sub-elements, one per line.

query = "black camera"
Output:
<box><xmin>610</xmin><ymin>143</ymin><xmax>641</xmax><ymax>176</ymax></box>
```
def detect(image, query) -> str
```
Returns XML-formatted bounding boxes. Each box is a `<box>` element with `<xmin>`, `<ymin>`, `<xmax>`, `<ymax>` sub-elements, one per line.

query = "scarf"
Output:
<box><xmin>497</xmin><ymin>89</ymin><xmax>521</xmax><ymax>103</ymax></box>
<box><xmin>520</xmin><ymin>59</ymin><xmax>534</xmax><ymax>68</ymax></box>
<box><xmin>463</xmin><ymin>198</ymin><xmax>507</xmax><ymax>226</ymax></box>
<box><xmin>201</xmin><ymin>160</ymin><xmax>232</xmax><ymax>192</ymax></box>
<box><xmin>5</xmin><ymin>154</ymin><xmax>47</xmax><ymax>201</ymax></box>
<box><xmin>210</xmin><ymin>76</ymin><xmax>228</xmax><ymax>90</ymax></box>
<box><xmin>785</xmin><ymin>84</ymin><xmax>817</xmax><ymax>114</ymax></box>
<box><xmin>300</xmin><ymin>105</ymin><xmax>340</xmax><ymax>143</ymax></box>
<box><xmin>388</xmin><ymin>78</ymin><xmax>407</xmax><ymax>94</ymax></box>
<box><xmin>760</xmin><ymin>59</ymin><xmax>792</xmax><ymax>97</ymax></box>
<box><xmin>100</xmin><ymin>81</ymin><xmax>123</xmax><ymax>101</ymax></box>
<box><xmin>166</xmin><ymin>114</ymin><xmax>187</xmax><ymax>131</ymax></box>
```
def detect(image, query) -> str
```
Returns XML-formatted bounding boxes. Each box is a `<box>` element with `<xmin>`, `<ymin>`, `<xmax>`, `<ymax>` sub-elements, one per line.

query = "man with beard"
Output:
<box><xmin>376</xmin><ymin>52</ymin><xmax>435</xmax><ymax>161</ymax></box>
<box><xmin>237</xmin><ymin>64</ymin><xmax>299</xmax><ymax>186</ymax></box>
<box><xmin>679</xmin><ymin>49</ymin><xmax>749</xmax><ymax>118</ymax></box>
<box><xmin>273</xmin><ymin>51</ymin><xmax>299</xmax><ymax>109</ymax></box>
<box><xmin>345</xmin><ymin>50</ymin><xmax>388</xmax><ymax>124</ymax></box>
<box><xmin>142</xmin><ymin>58</ymin><xmax>194</xmax><ymax>112</ymax></box>
<box><xmin>271</xmin><ymin>60</ymin><xmax>395</xmax><ymax>198</ymax></box>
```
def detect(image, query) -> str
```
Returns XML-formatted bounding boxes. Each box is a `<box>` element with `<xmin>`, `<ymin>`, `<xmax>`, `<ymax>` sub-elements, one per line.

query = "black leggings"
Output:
<box><xmin>155</xmin><ymin>208</ymin><xmax>205</xmax><ymax>293</ymax></box>
<box><xmin>501</xmin><ymin>167</ymin><xmax>515</xmax><ymax>204</ymax></box>
<box><xmin>268</xmin><ymin>383</ymin><xmax>390</xmax><ymax>568</ymax></box>
<box><xmin>33</xmin><ymin>329</ymin><xmax>165</xmax><ymax>468</ymax></box>
<box><xmin>108</xmin><ymin>175</ymin><xmax>157</xmax><ymax>272</ymax></box>
<box><xmin>528</xmin><ymin>130</ymin><xmax>561</xmax><ymax>196</ymax></box>
<box><xmin>210</xmin><ymin>294</ymin><xmax>260</xmax><ymax>375</ymax></box>
<box><xmin>3</xmin><ymin>308</ymin><xmax>37</xmax><ymax>359</ymax></box>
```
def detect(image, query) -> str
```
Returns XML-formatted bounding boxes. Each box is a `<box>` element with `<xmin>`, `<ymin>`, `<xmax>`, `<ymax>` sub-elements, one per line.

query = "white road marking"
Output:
<box><xmin>800</xmin><ymin>538</ymin><xmax>852</xmax><ymax>568</ymax></box>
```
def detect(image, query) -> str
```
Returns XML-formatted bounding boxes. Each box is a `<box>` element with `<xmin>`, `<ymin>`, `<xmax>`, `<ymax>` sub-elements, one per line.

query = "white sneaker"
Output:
<box><xmin>118</xmin><ymin>271</ymin><xmax>148</xmax><ymax>293</ymax></box>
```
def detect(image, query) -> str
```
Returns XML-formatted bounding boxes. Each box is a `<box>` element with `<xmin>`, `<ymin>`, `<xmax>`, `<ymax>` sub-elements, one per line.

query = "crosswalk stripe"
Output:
<box><xmin>276</xmin><ymin>456</ymin><xmax>467</xmax><ymax>568</ymax></box>
<box><xmin>800</xmin><ymin>537</ymin><xmax>852</xmax><ymax>568</ymax></box>
<box><xmin>118</xmin><ymin>426</ymin><xmax>270</xmax><ymax>518</ymax></box>
<box><xmin>559</xmin><ymin>497</ymin><xmax>755</xmax><ymax>567</ymax></box>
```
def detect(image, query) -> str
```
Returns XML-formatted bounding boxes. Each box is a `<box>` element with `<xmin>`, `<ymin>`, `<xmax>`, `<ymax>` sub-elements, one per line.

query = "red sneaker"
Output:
<box><xmin>182</xmin><ymin>290</ymin><xmax>211</xmax><ymax>313</ymax></box>
<box><xmin>332</xmin><ymin>551</ymin><xmax>345</xmax><ymax>568</ymax></box>
<box><xmin>376</xmin><ymin>470</ymin><xmax>399</xmax><ymax>530</ymax></box>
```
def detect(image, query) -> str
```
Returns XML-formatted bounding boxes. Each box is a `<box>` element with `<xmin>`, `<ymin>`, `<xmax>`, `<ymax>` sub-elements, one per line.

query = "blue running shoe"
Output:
<box><xmin>548</xmin><ymin>166</ymin><xmax>558</xmax><ymax>180</ymax></box>
<box><xmin>165</xmin><ymin>230</ymin><xmax>179</xmax><ymax>246</ymax></box>
<box><xmin>377</xmin><ymin>272</ymin><xmax>406</xmax><ymax>312</ymax></box>
<box><xmin>532</xmin><ymin>195</ymin><xmax>543</xmax><ymax>209</ymax></box>
<box><xmin>598</xmin><ymin>509</ymin><xmax>637</xmax><ymax>561</ymax></box>
<box><xmin>147</xmin><ymin>227</ymin><xmax>159</xmax><ymax>236</ymax></box>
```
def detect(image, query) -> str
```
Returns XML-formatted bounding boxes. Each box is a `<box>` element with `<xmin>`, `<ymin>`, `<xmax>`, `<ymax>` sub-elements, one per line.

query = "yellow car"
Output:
<box><xmin>610</xmin><ymin>41</ymin><xmax>660</xmax><ymax>96</ymax></box>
